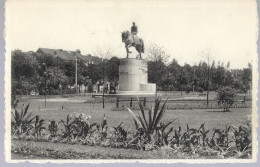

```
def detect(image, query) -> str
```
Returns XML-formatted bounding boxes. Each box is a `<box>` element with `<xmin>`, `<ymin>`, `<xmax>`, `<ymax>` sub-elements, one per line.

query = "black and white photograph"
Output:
<box><xmin>4</xmin><ymin>0</ymin><xmax>258</xmax><ymax>163</ymax></box>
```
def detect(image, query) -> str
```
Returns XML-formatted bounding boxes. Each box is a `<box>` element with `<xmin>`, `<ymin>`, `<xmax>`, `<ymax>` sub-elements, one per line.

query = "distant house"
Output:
<box><xmin>78</xmin><ymin>84</ymin><xmax>87</xmax><ymax>93</ymax></box>
<box><xmin>93</xmin><ymin>82</ymin><xmax>99</xmax><ymax>93</ymax></box>
<box><xmin>91</xmin><ymin>80</ymin><xmax>112</xmax><ymax>94</ymax></box>
<box><xmin>36</xmin><ymin>48</ymin><xmax>103</xmax><ymax>64</ymax></box>
<box><xmin>30</xmin><ymin>90</ymin><xmax>39</xmax><ymax>96</ymax></box>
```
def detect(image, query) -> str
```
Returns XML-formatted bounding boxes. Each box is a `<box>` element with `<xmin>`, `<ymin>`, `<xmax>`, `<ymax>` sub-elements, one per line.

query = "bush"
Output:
<box><xmin>217</xmin><ymin>86</ymin><xmax>237</xmax><ymax>112</ymax></box>
<box><xmin>196</xmin><ymin>87</ymin><xmax>204</xmax><ymax>94</ymax></box>
<box><xmin>185</xmin><ymin>85</ymin><xmax>192</xmax><ymax>94</ymax></box>
<box><xmin>87</xmin><ymin>84</ymin><xmax>93</xmax><ymax>93</ymax></box>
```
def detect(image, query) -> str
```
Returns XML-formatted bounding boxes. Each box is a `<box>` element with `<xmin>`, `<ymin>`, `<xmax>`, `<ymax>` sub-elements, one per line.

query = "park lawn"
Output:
<box><xmin>13</xmin><ymin>96</ymin><xmax>252</xmax><ymax>132</ymax></box>
<box><xmin>11</xmin><ymin>95</ymin><xmax>252</xmax><ymax>160</ymax></box>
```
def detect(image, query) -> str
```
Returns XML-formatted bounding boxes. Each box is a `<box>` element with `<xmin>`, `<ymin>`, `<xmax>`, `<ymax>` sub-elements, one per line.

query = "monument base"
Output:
<box><xmin>118</xmin><ymin>58</ymin><xmax>156</xmax><ymax>94</ymax></box>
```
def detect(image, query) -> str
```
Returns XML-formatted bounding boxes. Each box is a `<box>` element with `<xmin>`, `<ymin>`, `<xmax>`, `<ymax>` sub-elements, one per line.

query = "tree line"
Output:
<box><xmin>11</xmin><ymin>46</ymin><xmax>252</xmax><ymax>95</ymax></box>
<box><xmin>11</xmin><ymin>49</ymin><xmax>120</xmax><ymax>95</ymax></box>
<box><xmin>147</xmin><ymin>43</ymin><xmax>252</xmax><ymax>94</ymax></box>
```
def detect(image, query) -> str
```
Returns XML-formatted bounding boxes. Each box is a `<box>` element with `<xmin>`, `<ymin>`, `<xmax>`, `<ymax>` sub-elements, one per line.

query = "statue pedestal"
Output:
<box><xmin>118</xmin><ymin>58</ymin><xmax>156</xmax><ymax>94</ymax></box>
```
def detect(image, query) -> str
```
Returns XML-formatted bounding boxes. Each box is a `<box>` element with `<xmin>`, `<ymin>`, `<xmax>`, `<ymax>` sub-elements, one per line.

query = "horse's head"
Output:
<box><xmin>121</xmin><ymin>31</ymin><xmax>130</xmax><ymax>42</ymax></box>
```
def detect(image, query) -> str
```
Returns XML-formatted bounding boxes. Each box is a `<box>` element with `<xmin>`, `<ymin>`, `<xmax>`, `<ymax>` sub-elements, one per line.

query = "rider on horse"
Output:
<box><xmin>131</xmin><ymin>22</ymin><xmax>138</xmax><ymax>35</ymax></box>
<box><xmin>131</xmin><ymin>22</ymin><xmax>139</xmax><ymax>45</ymax></box>
<box><xmin>121</xmin><ymin>22</ymin><xmax>144</xmax><ymax>59</ymax></box>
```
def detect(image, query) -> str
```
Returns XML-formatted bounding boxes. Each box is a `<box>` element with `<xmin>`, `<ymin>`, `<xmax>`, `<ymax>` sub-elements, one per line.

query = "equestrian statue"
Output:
<box><xmin>121</xmin><ymin>22</ymin><xmax>144</xmax><ymax>59</ymax></box>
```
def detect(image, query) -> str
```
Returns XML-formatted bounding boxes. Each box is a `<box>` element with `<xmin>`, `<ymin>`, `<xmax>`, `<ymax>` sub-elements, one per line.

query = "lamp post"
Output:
<box><xmin>198</xmin><ymin>49</ymin><xmax>211</xmax><ymax>108</ymax></box>
<box><xmin>75</xmin><ymin>57</ymin><xmax>78</xmax><ymax>94</ymax></box>
<box><xmin>102</xmin><ymin>58</ymin><xmax>105</xmax><ymax>109</ymax></box>
<box><xmin>207</xmin><ymin>60</ymin><xmax>210</xmax><ymax>107</ymax></box>
<box><xmin>42</xmin><ymin>63</ymin><xmax>47</xmax><ymax>107</ymax></box>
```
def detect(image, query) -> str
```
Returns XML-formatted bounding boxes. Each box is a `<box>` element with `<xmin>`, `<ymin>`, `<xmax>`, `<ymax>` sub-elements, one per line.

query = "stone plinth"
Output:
<box><xmin>140</xmin><ymin>83</ymin><xmax>156</xmax><ymax>92</ymax></box>
<box><xmin>118</xmin><ymin>58</ymin><xmax>156</xmax><ymax>94</ymax></box>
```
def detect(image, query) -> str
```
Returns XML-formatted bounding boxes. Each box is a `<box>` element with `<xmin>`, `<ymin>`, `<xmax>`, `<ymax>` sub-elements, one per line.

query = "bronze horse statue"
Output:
<box><xmin>121</xmin><ymin>31</ymin><xmax>144</xmax><ymax>59</ymax></box>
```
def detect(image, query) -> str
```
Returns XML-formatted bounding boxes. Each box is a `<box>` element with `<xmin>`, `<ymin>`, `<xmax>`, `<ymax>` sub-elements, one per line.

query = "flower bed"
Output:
<box><xmin>11</xmin><ymin>101</ymin><xmax>252</xmax><ymax>159</ymax></box>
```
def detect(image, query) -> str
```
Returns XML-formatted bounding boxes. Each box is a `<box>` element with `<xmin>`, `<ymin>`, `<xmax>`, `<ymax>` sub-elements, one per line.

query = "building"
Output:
<box><xmin>36</xmin><ymin>48</ymin><xmax>103</xmax><ymax>64</ymax></box>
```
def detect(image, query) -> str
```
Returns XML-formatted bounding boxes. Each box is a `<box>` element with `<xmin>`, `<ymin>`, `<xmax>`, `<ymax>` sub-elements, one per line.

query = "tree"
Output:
<box><xmin>45</xmin><ymin>67</ymin><xmax>68</xmax><ymax>94</ymax></box>
<box><xmin>12</xmin><ymin>51</ymin><xmax>39</xmax><ymax>80</ymax></box>
<box><xmin>195</xmin><ymin>61</ymin><xmax>208</xmax><ymax>90</ymax></box>
<box><xmin>11</xmin><ymin>50</ymin><xmax>39</xmax><ymax>95</ymax></box>
<box><xmin>226</xmin><ymin>61</ymin><xmax>230</xmax><ymax>69</ymax></box>
<box><xmin>93</xmin><ymin>47</ymin><xmax>114</xmax><ymax>82</ymax></box>
<box><xmin>198</xmin><ymin>49</ymin><xmax>212</xmax><ymax>107</ymax></box>
<box><xmin>242</xmin><ymin>68</ymin><xmax>252</xmax><ymax>92</ymax></box>
<box><xmin>211</xmin><ymin>60</ymin><xmax>215</xmax><ymax>68</ymax></box>
<box><xmin>87</xmin><ymin>63</ymin><xmax>103</xmax><ymax>85</ymax></box>
<box><xmin>167</xmin><ymin>58</ymin><xmax>180</xmax><ymax>90</ymax></box>
<box><xmin>35</xmin><ymin>53</ymin><xmax>55</xmax><ymax>67</ymax></box>
<box><xmin>147</xmin><ymin>43</ymin><xmax>170</xmax><ymax>64</ymax></box>
<box><xmin>217</xmin><ymin>86</ymin><xmax>237</xmax><ymax>112</ymax></box>
<box><xmin>177</xmin><ymin>68</ymin><xmax>189</xmax><ymax>95</ymax></box>
<box><xmin>248</xmin><ymin>62</ymin><xmax>252</xmax><ymax>68</ymax></box>
<box><xmin>211</xmin><ymin>66</ymin><xmax>225</xmax><ymax>87</ymax></box>
<box><xmin>147</xmin><ymin>60</ymin><xmax>167</xmax><ymax>90</ymax></box>
<box><xmin>147</xmin><ymin>43</ymin><xmax>170</xmax><ymax>90</ymax></box>
<box><xmin>106</xmin><ymin>57</ymin><xmax>120</xmax><ymax>82</ymax></box>
<box><xmin>93</xmin><ymin>47</ymin><xmax>114</xmax><ymax>108</ymax></box>
<box><xmin>162</xmin><ymin>67</ymin><xmax>175</xmax><ymax>94</ymax></box>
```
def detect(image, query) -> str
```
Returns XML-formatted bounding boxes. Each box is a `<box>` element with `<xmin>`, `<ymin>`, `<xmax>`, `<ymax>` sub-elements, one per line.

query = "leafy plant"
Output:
<box><xmin>96</xmin><ymin>113</ymin><xmax>108</xmax><ymax>141</ymax></box>
<box><xmin>59</xmin><ymin>114</ymin><xmax>77</xmax><ymax>139</ymax></box>
<box><xmin>171</xmin><ymin>126</ymin><xmax>182</xmax><ymax>147</ymax></box>
<box><xmin>212</xmin><ymin>125</ymin><xmax>231</xmax><ymax>147</ymax></box>
<box><xmin>33</xmin><ymin>115</ymin><xmax>46</xmax><ymax>137</ymax></box>
<box><xmin>126</xmin><ymin>97</ymin><xmax>170</xmax><ymax>147</ymax></box>
<box><xmin>113</xmin><ymin>122</ymin><xmax>128</xmax><ymax>142</ymax></box>
<box><xmin>233</xmin><ymin>121</ymin><xmax>252</xmax><ymax>152</ymax></box>
<box><xmin>199</xmin><ymin>123</ymin><xmax>210</xmax><ymax>147</ymax></box>
<box><xmin>155</xmin><ymin>121</ymin><xmax>174</xmax><ymax>146</ymax></box>
<box><xmin>11</xmin><ymin>103</ymin><xmax>35</xmax><ymax>135</ymax></box>
<box><xmin>59</xmin><ymin>112</ymin><xmax>95</xmax><ymax>140</ymax></box>
<box><xmin>48</xmin><ymin>120</ymin><xmax>58</xmax><ymax>137</ymax></box>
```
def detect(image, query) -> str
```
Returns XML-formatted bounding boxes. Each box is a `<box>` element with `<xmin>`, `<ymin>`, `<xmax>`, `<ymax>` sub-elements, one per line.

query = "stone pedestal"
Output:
<box><xmin>118</xmin><ymin>58</ymin><xmax>156</xmax><ymax>94</ymax></box>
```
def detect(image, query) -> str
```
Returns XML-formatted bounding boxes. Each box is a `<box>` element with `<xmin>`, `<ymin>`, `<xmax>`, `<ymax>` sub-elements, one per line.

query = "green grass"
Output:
<box><xmin>14</xmin><ymin>95</ymin><xmax>252</xmax><ymax>132</ymax></box>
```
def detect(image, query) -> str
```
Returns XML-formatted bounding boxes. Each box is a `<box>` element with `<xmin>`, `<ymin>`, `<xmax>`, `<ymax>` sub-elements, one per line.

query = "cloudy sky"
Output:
<box><xmin>6</xmin><ymin>0</ymin><xmax>258</xmax><ymax>69</ymax></box>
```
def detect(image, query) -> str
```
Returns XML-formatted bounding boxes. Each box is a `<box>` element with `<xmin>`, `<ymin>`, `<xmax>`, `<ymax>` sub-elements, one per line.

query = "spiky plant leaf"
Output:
<box><xmin>23</xmin><ymin>103</ymin><xmax>30</xmax><ymax>118</ymax></box>
<box><xmin>134</xmin><ymin>119</ymin><xmax>139</xmax><ymax>130</ymax></box>
<box><xmin>137</xmin><ymin>97</ymin><xmax>148</xmax><ymax>129</ymax></box>
<box><xmin>153</xmin><ymin>98</ymin><xmax>169</xmax><ymax>128</ymax></box>
<box><xmin>148</xmin><ymin>109</ymin><xmax>152</xmax><ymax>127</ymax></box>
<box><xmin>126</xmin><ymin>107</ymin><xmax>142</xmax><ymax>127</ymax></box>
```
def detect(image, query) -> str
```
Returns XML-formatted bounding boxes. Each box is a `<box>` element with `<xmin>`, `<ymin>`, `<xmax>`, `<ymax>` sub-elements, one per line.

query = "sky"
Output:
<box><xmin>5</xmin><ymin>0</ymin><xmax>258</xmax><ymax>69</ymax></box>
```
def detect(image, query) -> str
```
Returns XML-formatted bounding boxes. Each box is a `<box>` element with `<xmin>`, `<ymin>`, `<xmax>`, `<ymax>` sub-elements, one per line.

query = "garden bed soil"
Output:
<box><xmin>12</xmin><ymin>139</ymin><xmax>218</xmax><ymax>159</ymax></box>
